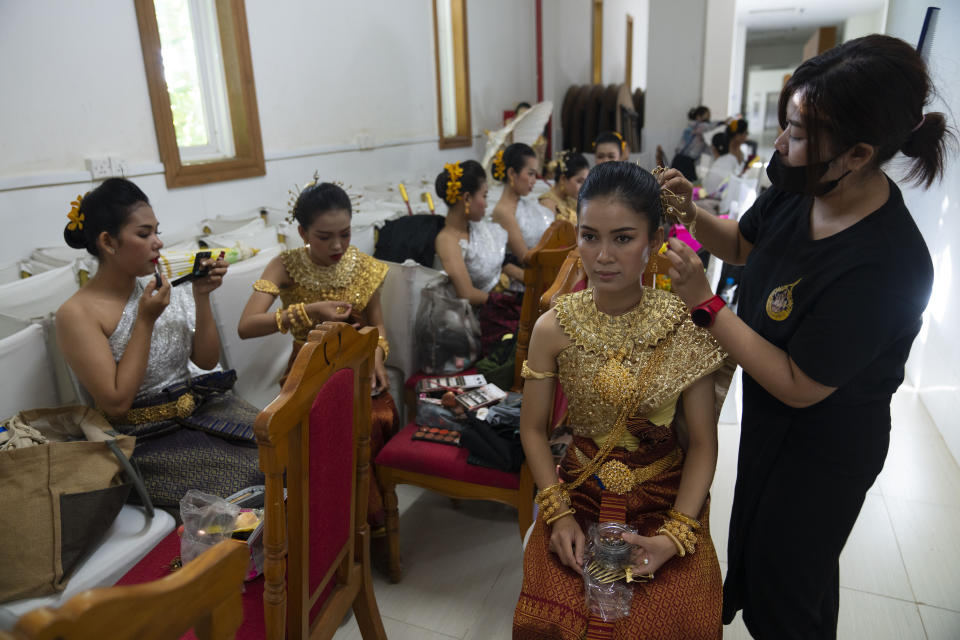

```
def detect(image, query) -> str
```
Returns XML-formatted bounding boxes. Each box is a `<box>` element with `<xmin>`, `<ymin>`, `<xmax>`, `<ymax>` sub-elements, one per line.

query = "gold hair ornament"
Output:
<box><xmin>443</xmin><ymin>162</ymin><xmax>464</xmax><ymax>205</ymax></box>
<box><xmin>67</xmin><ymin>194</ymin><xmax>86</xmax><ymax>231</ymax></box>
<box><xmin>492</xmin><ymin>149</ymin><xmax>506</xmax><ymax>181</ymax></box>
<box><xmin>286</xmin><ymin>171</ymin><xmax>362</xmax><ymax>223</ymax></box>
<box><xmin>651</xmin><ymin>166</ymin><xmax>695</xmax><ymax>233</ymax></box>
<box><xmin>545</xmin><ymin>149</ymin><xmax>571</xmax><ymax>178</ymax></box>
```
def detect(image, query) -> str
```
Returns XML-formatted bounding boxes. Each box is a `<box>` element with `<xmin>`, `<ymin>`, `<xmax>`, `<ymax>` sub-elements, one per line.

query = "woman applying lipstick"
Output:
<box><xmin>57</xmin><ymin>178</ymin><xmax>263</xmax><ymax>507</ymax></box>
<box><xmin>238</xmin><ymin>179</ymin><xmax>399</xmax><ymax>533</ymax></box>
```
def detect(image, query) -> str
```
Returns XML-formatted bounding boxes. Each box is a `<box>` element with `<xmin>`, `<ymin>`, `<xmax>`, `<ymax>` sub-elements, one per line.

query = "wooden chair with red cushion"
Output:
<box><xmin>7</xmin><ymin>539</ymin><xmax>249</xmax><ymax>640</ymax></box>
<box><xmin>106</xmin><ymin>323</ymin><xmax>386</xmax><ymax>640</ymax></box>
<box><xmin>375</xmin><ymin>221</ymin><xmax>577</xmax><ymax>583</ymax></box>
<box><xmin>255</xmin><ymin>322</ymin><xmax>387</xmax><ymax>640</ymax></box>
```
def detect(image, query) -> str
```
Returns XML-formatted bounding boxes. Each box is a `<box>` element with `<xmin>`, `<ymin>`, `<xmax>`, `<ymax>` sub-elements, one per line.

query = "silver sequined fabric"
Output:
<box><xmin>459</xmin><ymin>220</ymin><xmax>508</xmax><ymax>293</ymax></box>
<box><xmin>515</xmin><ymin>197</ymin><xmax>556</xmax><ymax>249</ymax></box>
<box><xmin>108</xmin><ymin>278</ymin><xmax>195</xmax><ymax>399</ymax></box>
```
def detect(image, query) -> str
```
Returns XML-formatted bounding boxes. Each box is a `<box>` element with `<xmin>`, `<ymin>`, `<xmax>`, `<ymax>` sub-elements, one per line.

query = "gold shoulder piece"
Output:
<box><xmin>253</xmin><ymin>279</ymin><xmax>280</xmax><ymax>296</ymax></box>
<box><xmin>521</xmin><ymin>360</ymin><xmax>557</xmax><ymax>379</ymax></box>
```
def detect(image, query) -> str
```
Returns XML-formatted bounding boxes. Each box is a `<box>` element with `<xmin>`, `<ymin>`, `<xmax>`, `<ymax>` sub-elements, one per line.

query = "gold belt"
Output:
<box><xmin>573</xmin><ymin>445</ymin><xmax>681</xmax><ymax>495</ymax></box>
<box><xmin>110</xmin><ymin>391</ymin><xmax>196</xmax><ymax>425</ymax></box>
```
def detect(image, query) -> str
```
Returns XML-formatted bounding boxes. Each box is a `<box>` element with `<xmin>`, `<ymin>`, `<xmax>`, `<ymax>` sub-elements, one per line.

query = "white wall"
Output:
<box><xmin>844</xmin><ymin>8</ymin><xmax>886</xmax><ymax>41</ymax></box>
<box><xmin>601</xmin><ymin>0</ymin><xmax>649</xmax><ymax>92</ymax></box>
<box><xmin>700</xmin><ymin>0</ymin><xmax>738</xmax><ymax>119</ymax></box>
<box><xmin>885</xmin><ymin>1</ymin><xmax>960</xmax><ymax>461</ymax></box>
<box><xmin>744</xmin><ymin>68</ymin><xmax>792</xmax><ymax>134</ymax></box>
<box><xmin>542</xmin><ymin>0</ymin><xmax>592</xmax><ymax>153</ymax></box>
<box><xmin>0</xmin><ymin>0</ymin><xmax>536</xmax><ymax>260</ymax></box>
<box><xmin>637</xmin><ymin>0</ymin><xmax>707</xmax><ymax>169</ymax></box>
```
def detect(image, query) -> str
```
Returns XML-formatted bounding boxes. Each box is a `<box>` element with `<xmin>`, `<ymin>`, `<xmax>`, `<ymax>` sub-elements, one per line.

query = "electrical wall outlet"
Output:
<box><xmin>85</xmin><ymin>157</ymin><xmax>111</xmax><ymax>179</ymax></box>
<box><xmin>108</xmin><ymin>157</ymin><xmax>128</xmax><ymax>177</ymax></box>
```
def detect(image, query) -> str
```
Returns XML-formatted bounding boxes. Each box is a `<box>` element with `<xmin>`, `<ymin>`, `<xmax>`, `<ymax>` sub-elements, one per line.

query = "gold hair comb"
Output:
<box><xmin>286</xmin><ymin>171</ymin><xmax>362</xmax><ymax>223</ymax></box>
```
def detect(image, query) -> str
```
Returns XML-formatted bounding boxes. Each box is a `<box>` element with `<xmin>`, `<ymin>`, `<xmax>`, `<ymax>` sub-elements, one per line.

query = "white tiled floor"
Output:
<box><xmin>337</xmin><ymin>378</ymin><xmax>960</xmax><ymax>639</ymax></box>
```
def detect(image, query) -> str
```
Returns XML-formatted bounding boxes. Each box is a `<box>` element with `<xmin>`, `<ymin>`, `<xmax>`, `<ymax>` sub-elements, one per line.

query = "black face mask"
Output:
<box><xmin>766</xmin><ymin>150</ymin><xmax>852</xmax><ymax>197</ymax></box>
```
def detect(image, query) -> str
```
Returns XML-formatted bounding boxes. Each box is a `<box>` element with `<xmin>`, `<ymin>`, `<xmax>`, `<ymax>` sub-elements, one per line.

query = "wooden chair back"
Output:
<box><xmin>513</xmin><ymin>220</ymin><xmax>577</xmax><ymax>390</ymax></box>
<box><xmin>8</xmin><ymin>540</ymin><xmax>248</xmax><ymax>640</ymax></box>
<box><xmin>255</xmin><ymin>323</ymin><xmax>386</xmax><ymax>640</ymax></box>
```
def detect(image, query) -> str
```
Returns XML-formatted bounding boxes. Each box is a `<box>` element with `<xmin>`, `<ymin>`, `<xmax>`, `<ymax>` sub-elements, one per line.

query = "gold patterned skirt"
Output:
<box><xmin>513</xmin><ymin>418</ymin><xmax>722</xmax><ymax>640</ymax></box>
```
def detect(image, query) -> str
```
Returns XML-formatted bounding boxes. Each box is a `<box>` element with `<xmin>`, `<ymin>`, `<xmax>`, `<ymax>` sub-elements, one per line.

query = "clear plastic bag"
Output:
<box><xmin>179</xmin><ymin>489</ymin><xmax>240</xmax><ymax>565</ymax></box>
<box><xmin>583</xmin><ymin>522</ymin><xmax>638</xmax><ymax>621</ymax></box>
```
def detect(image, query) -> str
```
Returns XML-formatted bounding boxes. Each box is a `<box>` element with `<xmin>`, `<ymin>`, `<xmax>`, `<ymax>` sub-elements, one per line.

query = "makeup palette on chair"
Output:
<box><xmin>411</xmin><ymin>425</ymin><xmax>461</xmax><ymax>446</ymax></box>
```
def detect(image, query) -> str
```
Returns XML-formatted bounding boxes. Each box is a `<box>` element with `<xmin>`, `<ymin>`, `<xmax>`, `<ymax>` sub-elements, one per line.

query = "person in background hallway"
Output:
<box><xmin>671</xmin><ymin>105</ymin><xmax>712</xmax><ymax>181</ymax></box>
<box><xmin>658</xmin><ymin>34</ymin><xmax>947</xmax><ymax>639</ymax></box>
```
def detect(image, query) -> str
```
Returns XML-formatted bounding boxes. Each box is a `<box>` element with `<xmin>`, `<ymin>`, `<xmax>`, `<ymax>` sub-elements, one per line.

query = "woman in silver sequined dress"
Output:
<box><xmin>491</xmin><ymin>143</ymin><xmax>557</xmax><ymax>263</ymax></box>
<box><xmin>57</xmin><ymin>178</ymin><xmax>262</xmax><ymax>507</ymax></box>
<box><xmin>434</xmin><ymin>160</ymin><xmax>524</xmax><ymax>354</ymax></box>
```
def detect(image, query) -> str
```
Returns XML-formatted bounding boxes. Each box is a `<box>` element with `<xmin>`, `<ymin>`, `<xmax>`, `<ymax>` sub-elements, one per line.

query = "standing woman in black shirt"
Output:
<box><xmin>655</xmin><ymin>35</ymin><xmax>949</xmax><ymax>638</ymax></box>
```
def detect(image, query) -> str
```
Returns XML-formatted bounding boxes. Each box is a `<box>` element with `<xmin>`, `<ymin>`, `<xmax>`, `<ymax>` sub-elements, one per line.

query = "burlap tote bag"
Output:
<box><xmin>0</xmin><ymin>406</ymin><xmax>153</xmax><ymax>603</ymax></box>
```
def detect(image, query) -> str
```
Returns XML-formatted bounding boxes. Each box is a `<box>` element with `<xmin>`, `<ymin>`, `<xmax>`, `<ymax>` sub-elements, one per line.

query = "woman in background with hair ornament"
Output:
<box><xmin>237</xmin><ymin>176</ymin><xmax>399</xmax><ymax>535</ymax></box>
<box><xmin>540</xmin><ymin>149</ymin><xmax>589</xmax><ymax>224</ymax></box>
<box><xmin>434</xmin><ymin>160</ymin><xmax>524</xmax><ymax>354</ymax></box>
<box><xmin>657</xmin><ymin>34</ymin><xmax>949</xmax><ymax>638</ymax></box>
<box><xmin>56</xmin><ymin>177</ymin><xmax>262</xmax><ymax>507</ymax></box>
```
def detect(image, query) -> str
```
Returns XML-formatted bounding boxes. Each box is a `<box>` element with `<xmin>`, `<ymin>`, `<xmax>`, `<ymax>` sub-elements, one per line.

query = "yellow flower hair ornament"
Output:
<box><xmin>613</xmin><ymin>131</ymin><xmax>626</xmax><ymax>153</ymax></box>
<box><xmin>67</xmin><ymin>194</ymin><xmax>86</xmax><ymax>231</ymax></box>
<box><xmin>492</xmin><ymin>149</ymin><xmax>506</xmax><ymax>181</ymax></box>
<box><xmin>444</xmin><ymin>161</ymin><xmax>464</xmax><ymax>205</ymax></box>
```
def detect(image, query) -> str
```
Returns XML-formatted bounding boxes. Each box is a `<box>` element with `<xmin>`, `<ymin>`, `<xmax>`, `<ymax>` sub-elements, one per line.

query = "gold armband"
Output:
<box><xmin>295</xmin><ymin>302</ymin><xmax>311</xmax><ymax>329</ymax></box>
<box><xmin>377</xmin><ymin>335</ymin><xmax>390</xmax><ymax>361</ymax></box>
<box><xmin>535</xmin><ymin>484</ymin><xmax>570</xmax><ymax>522</ymax></box>
<box><xmin>521</xmin><ymin>361</ymin><xmax>557</xmax><ymax>380</ymax></box>
<box><xmin>667</xmin><ymin>508</ymin><xmax>702</xmax><ymax>531</ymax></box>
<box><xmin>545</xmin><ymin>508</ymin><xmax>576</xmax><ymax>526</ymax></box>
<box><xmin>253</xmin><ymin>279</ymin><xmax>280</xmax><ymax>296</ymax></box>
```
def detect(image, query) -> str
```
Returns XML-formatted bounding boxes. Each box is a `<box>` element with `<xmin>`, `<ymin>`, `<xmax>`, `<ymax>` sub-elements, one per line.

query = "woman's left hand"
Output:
<box><xmin>193</xmin><ymin>258</ymin><xmax>228</xmax><ymax>296</ymax></box>
<box><xmin>664</xmin><ymin>238</ymin><xmax>714</xmax><ymax>310</ymax></box>
<box><xmin>621</xmin><ymin>532</ymin><xmax>677</xmax><ymax>576</ymax></box>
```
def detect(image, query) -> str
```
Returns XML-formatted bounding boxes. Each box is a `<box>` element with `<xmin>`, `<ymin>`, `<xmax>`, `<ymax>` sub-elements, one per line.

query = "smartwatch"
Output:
<box><xmin>690</xmin><ymin>295</ymin><xmax>726</xmax><ymax>328</ymax></box>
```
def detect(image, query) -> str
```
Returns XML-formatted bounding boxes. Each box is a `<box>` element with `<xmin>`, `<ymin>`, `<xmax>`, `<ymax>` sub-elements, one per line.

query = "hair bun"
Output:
<box><xmin>63</xmin><ymin>224</ymin><xmax>88</xmax><ymax>250</ymax></box>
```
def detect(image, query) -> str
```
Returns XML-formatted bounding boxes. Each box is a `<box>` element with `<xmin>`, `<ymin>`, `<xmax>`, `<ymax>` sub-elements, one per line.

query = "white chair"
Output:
<box><xmin>0</xmin><ymin>264</ymin><xmax>78</xmax><ymax>323</ymax></box>
<box><xmin>0</xmin><ymin>324</ymin><xmax>62</xmax><ymax>418</ymax></box>
<box><xmin>208</xmin><ymin>246</ymin><xmax>288</xmax><ymax>409</ymax></box>
<box><xmin>378</xmin><ymin>259</ymin><xmax>445</xmax><ymax>383</ymax></box>
<box><xmin>203</xmin><ymin>218</ymin><xmax>281</xmax><ymax>252</ymax></box>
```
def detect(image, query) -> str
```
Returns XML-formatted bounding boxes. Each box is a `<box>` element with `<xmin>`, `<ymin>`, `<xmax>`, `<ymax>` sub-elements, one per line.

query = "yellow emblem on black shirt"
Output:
<box><xmin>766</xmin><ymin>278</ymin><xmax>801</xmax><ymax>321</ymax></box>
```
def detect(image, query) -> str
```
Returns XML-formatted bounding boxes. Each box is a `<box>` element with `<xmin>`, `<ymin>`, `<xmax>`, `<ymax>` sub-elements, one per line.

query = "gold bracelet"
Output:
<box><xmin>521</xmin><ymin>361</ymin><xmax>557</xmax><ymax>379</ymax></box>
<box><xmin>657</xmin><ymin>526</ymin><xmax>686</xmax><ymax>558</ymax></box>
<box><xmin>667</xmin><ymin>508</ymin><xmax>702</xmax><ymax>531</ymax></box>
<box><xmin>275</xmin><ymin>308</ymin><xmax>288</xmax><ymax>334</ymax></box>
<box><xmin>253</xmin><ymin>279</ymin><xmax>280</xmax><ymax>296</ymax></box>
<box><xmin>545</xmin><ymin>508</ymin><xmax>576</xmax><ymax>526</ymax></box>
<box><xmin>377</xmin><ymin>335</ymin><xmax>390</xmax><ymax>361</ymax></box>
<box><xmin>661</xmin><ymin>519</ymin><xmax>697</xmax><ymax>555</ymax></box>
<box><xmin>536</xmin><ymin>484</ymin><xmax>570</xmax><ymax>522</ymax></box>
<box><xmin>296</xmin><ymin>303</ymin><xmax>312</xmax><ymax>329</ymax></box>
<box><xmin>285</xmin><ymin>305</ymin><xmax>305</xmax><ymax>330</ymax></box>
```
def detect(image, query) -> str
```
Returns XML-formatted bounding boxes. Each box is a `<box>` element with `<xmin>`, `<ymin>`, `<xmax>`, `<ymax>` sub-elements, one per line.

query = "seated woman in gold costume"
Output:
<box><xmin>539</xmin><ymin>150</ymin><xmax>589</xmax><ymax>225</ymax></box>
<box><xmin>237</xmin><ymin>179</ymin><xmax>398</xmax><ymax>531</ymax></box>
<box><xmin>513</xmin><ymin>162</ymin><xmax>726</xmax><ymax>639</ymax></box>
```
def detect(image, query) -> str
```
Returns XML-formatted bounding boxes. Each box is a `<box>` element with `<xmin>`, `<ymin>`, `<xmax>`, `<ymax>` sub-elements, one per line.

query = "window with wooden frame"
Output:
<box><xmin>432</xmin><ymin>0</ymin><xmax>473</xmax><ymax>149</ymax></box>
<box><xmin>135</xmin><ymin>0</ymin><xmax>265</xmax><ymax>188</ymax></box>
<box><xmin>592</xmin><ymin>0</ymin><xmax>603</xmax><ymax>84</ymax></box>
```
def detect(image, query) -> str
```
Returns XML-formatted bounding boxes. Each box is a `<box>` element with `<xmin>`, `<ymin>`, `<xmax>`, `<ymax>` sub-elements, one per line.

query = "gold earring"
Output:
<box><xmin>509</xmin><ymin>175</ymin><xmax>515</xmax><ymax>189</ymax></box>
<box><xmin>464</xmin><ymin>198</ymin><xmax>470</xmax><ymax>215</ymax></box>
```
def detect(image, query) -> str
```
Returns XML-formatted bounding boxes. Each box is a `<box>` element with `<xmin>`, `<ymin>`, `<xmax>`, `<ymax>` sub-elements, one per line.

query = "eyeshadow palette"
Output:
<box><xmin>411</xmin><ymin>425</ymin><xmax>461</xmax><ymax>446</ymax></box>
